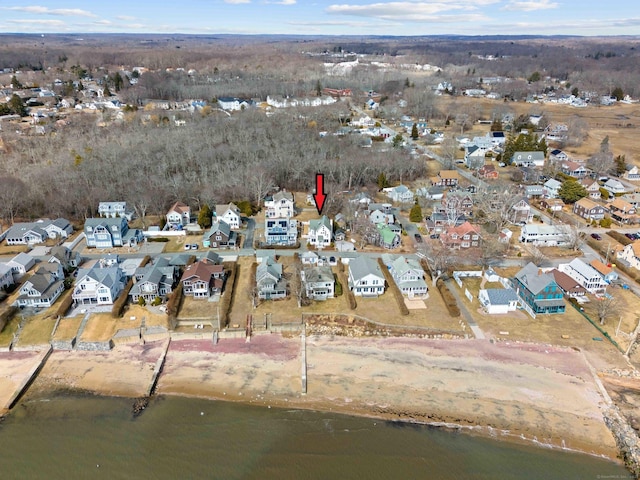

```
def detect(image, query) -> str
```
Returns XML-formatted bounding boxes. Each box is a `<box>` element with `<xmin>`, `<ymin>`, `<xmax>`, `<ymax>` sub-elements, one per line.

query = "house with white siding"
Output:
<box><xmin>348</xmin><ymin>256</ymin><xmax>385</xmax><ymax>297</ymax></box>
<box><xmin>558</xmin><ymin>258</ymin><xmax>607</xmax><ymax>294</ymax></box>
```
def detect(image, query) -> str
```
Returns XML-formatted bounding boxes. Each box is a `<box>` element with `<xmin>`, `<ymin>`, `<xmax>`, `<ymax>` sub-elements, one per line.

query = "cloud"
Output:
<box><xmin>502</xmin><ymin>0</ymin><xmax>558</xmax><ymax>12</ymax></box>
<box><xmin>224</xmin><ymin>0</ymin><xmax>251</xmax><ymax>3</ymax></box>
<box><xmin>326</xmin><ymin>2</ymin><xmax>492</xmax><ymax>22</ymax></box>
<box><xmin>268</xmin><ymin>0</ymin><xmax>297</xmax><ymax>4</ymax></box>
<box><xmin>7</xmin><ymin>19</ymin><xmax>66</xmax><ymax>26</ymax></box>
<box><xmin>484</xmin><ymin>16</ymin><xmax>640</xmax><ymax>32</ymax></box>
<box><xmin>116</xmin><ymin>15</ymin><xmax>137</xmax><ymax>21</ymax></box>
<box><xmin>3</xmin><ymin>6</ymin><xmax>97</xmax><ymax>17</ymax></box>
<box><xmin>290</xmin><ymin>20</ymin><xmax>401</xmax><ymax>27</ymax></box>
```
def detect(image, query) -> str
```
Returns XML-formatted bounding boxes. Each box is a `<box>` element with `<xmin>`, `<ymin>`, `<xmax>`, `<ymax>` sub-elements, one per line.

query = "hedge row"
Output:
<box><xmin>334</xmin><ymin>275</ymin><xmax>343</xmax><ymax>296</ymax></box>
<box><xmin>0</xmin><ymin>306</ymin><xmax>18</xmax><ymax>334</ymax></box>
<box><xmin>337</xmin><ymin>268</ymin><xmax>357</xmax><ymax>310</ymax></box>
<box><xmin>140</xmin><ymin>255</ymin><xmax>152</xmax><ymax>267</ymax></box>
<box><xmin>147</xmin><ymin>237</ymin><xmax>170</xmax><ymax>242</ymax></box>
<box><xmin>219</xmin><ymin>262</ymin><xmax>239</xmax><ymax>328</ymax></box>
<box><xmin>166</xmin><ymin>282</ymin><xmax>184</xmax><ymax>328</ymax></box>
<box><xmin>377</xmin><ymin>258</ymin><xmax>409</xmax><ymax>316</ymax></box>
<box><xmin>607</xmin><ymin>230</ymin><xmax>633</xmax><ymax>246</ymax></box>
<box><xmin>56</xmin><ymin>291</ymin><xmax>74</xmax><ymax>318</ymax></box>
<box><xmin>112</xmin><ymin>278</ymin><xmax>134</xmax><ymax>318</ymax></box>
<box><xmin>436</xmin><ymin>279</ymin><xmax>461</xmax><ymax>317</ymax></box>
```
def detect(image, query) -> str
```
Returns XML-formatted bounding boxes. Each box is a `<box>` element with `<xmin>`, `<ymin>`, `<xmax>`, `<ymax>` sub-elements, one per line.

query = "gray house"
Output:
<box><xmin>4</xmin><ymin>218</ymin><xmax>73</xmax><ymax>245</ymax></box>
<box><xmin>257</xmin><ymin>258</ymin><xmax>287</xmax><ymax>300</ymax></box>
<box><xmin>129</xmin><ymin>257</ymin><xmax>178</xmax><ymax>303</ymax></box>
<box><xmin>84</xmin><ymin>217</ymin><xmax>142</xmax><ymax>248</ymax></box>
<box><xmin>383</xmin><ymin>255</ymin><xmax>428</xmax><ymax>297</ymax></box>
<box><xmin>203</xmin><ymin>220</ymin><xmax>237</xmax><ymax>249</ymax></box>
<box><xmin>302</xmin><ymin>265</ymin><xmax>335</xmax><ymax>300</ymax></box>
<box><xmin>511</xmin><ymin>151</ymin><xmax>545</xmax><ymax>167</ymax></box>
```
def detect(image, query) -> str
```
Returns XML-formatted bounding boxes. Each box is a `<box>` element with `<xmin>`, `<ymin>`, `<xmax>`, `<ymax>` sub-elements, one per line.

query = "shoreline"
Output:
<box><xmin>11</xmin><ymin>335</ymin><xmax>626</xmax><ymax>465</ymax></box>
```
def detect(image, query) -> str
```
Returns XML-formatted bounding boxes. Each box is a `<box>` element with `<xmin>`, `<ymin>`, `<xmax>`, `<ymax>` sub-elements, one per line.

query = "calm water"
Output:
<box><xmin>0</xmin><ymin>394</ymin><xmax>631</xmax><ymax>480</ymax></box>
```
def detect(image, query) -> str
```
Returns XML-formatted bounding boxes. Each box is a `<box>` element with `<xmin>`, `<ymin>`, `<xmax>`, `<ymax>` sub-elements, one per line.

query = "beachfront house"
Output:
<box><xmin>73</xmin><ymin>264</ymin><xmax>125</xmax><ymax>305</ymax></box>
<box><xmin>512</xmin><ymin>263</ymin><xmax>565</xmax><ymax>317</ymax></box>
<box><xmin>348</xmin><ymin>256</ymin><xmax>385</xmax><ymax>297</ymax></box>
<box><xmin>256</xmin><ymin>257</ymin><xmax>287</xmax><ymax>300</ymax></box>
<box><xmin>383</xmin><ymin>254</ymin><xmax>428</xmax><ymax>297</ymax></box>
<box><xmin>301</xmin><ymin>265</ymin><xmax>335</xmax><ymax>301</ymax></box>
<box><xmin>181</xmin><ymin>258</ymin><xmax>226</xmax><ymax>298</ymax></box>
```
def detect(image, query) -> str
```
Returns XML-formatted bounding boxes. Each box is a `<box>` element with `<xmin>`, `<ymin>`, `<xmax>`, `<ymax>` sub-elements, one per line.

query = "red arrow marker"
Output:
<box><xmin>312</xmin><ymin>173</ymin><xmax>327</xmax><ymax>215</ymax></box>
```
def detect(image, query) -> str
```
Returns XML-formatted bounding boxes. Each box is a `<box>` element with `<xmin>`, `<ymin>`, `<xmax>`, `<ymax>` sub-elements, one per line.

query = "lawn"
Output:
<box><xmin>79</xmin><ymin>313</ymin><xmax>119</xmax><ymax>342</ymax></box>
<box><xmin>17</xmin><ymin>313</ymin><xmax>57</xmax><ymax>346</ymax></box>
<box><xmin>0</xmin><ymin>315</ymin><xmax>20</xmax><ymax>348</ymax></box>
<box><xmin>52</xmin><ymin>316</ymin><xmax>84</xmax><ymax>341</ymax></box>
<box><xmin>178</xmin><ymin>296</ymin><xmax>218</xmax><ymax>321</ymax></box>
<box><xmin>124</xmin><ymin>304</ymin><xmax>170</xmax><ymax>329</ymax></box>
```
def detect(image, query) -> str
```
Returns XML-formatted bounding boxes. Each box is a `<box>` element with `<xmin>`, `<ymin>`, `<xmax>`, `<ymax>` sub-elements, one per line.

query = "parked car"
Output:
<box><xmin>625</xmin><ymin>233</ymin><xmax>635</xmax><ymax>240</ymax></box>
<box><xmin>414</xmin><ymin>233</ymin><xmax>423</xmax><ymax>243</ymax></box>
<box><xmin>429</xmin><ymin>233</ymin><xmax>440</xmax><ymax>239</ymax></box>
<box><xmin>191</xmin><ymin>243</ymin><xmax>199</xmax><ymax>250</ymax></box>
<box><xmin>184</xmin><ymin>244</ymin><xmax>191</xmax><ymax>250</ymax></box>
<box><xmin>591</xmin><ymin>233</ymin><xmax>602</xmax><ymax>240</ymax></box>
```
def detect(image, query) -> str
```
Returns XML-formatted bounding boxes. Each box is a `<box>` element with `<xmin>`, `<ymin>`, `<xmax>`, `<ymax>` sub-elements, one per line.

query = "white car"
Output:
<box><xmin>184</xmin><ymin>244</ymin><xmax>191</xmax><ymax>250</ymax></box>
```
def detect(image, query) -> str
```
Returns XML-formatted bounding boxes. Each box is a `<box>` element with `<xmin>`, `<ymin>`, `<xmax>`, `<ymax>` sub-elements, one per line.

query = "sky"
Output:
<box><xmin>0</xmin><ymin>1</ymin><xmax>639</xmax><ymax>36</ymax></box>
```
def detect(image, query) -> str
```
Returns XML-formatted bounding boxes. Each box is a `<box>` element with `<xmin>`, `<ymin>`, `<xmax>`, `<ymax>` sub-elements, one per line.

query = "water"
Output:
<box><xmin>0</xmin><ymin>394</ymin><xmax>630</xmax><ymax>480</ymax></box>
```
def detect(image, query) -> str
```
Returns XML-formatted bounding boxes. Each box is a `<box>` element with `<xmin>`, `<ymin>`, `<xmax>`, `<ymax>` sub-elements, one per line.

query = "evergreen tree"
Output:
<box><xmin>315</xmin><ymin>80</ymin><xmax>322</xmax><ymax>97</ymax></box>
<box><xmin>10</xmin><ymin>75</ymin><xmax>22</xmax><ymax>89</ymax></box>
<box><xmin>409</xmin><ymin>201</ymin><xmax>423</xmax><ymax>222</ymax></box>
<box><xmin>614</xmin><ymin>155</ymin><xmax>627</xmax><ymax>177</ymax></box>
<box><xmin>377</xmin><ymin>172</ymin><xmax>389</xmax><ymax>189</ymax></box>
<box><xmin>8</xmin><ymin>94</ymin><xmax>26</xmax><ymax>117</ymax></box>
<box><xmin>392</xmin><ymin>134</ymin><xmax>404</xmax><ymax>148</ymax></box>
<box><xmin>198</xmin><ymin>204</ymin><xmax>213</xmax><ymax>229</ymax></box>
<box><xmin>611</xmin><ymin>87</ymin><xmax>624</xmax><ymax>101</ymax></box>
<box><xmin>113</xmin><ymin>72</ymin><xmax>124</xmax><ymax>92</ymax></box>
<box><xmin>558</xmin><ymin>179</ymin><xmax>587</xmax><ymax>204</ymax></box>
<box><xmin>490</xmin><ymin>118</ymin><xmax>503</xmax><ymax>132</ymax></box>
<box><xmin>571</xmin><ymin>87</ymin><xmax>579</xmax><ymax>97</ymax></box>
<box><xmin>410</xmin><ymin>123</ymin><xmax>419</xmax><ymax>140</ymax></box>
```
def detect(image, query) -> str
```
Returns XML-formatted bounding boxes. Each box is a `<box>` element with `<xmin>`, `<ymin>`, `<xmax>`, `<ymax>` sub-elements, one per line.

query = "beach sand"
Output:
<box><xmin>156</xmin><ymin>335</ymin><xmax>620</xmax><ymax>459</ymax></box>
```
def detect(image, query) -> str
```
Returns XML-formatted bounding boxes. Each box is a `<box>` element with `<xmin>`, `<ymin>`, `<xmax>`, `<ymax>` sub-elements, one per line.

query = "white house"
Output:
<box><xmin>511</xmin><ymin>151</ymin><xmax>545</xmax><ymax>167</ymax></box>
<box><xmin>558</xmin><ymin>258</ymin><xmax>607</xmax><ymax>294</ymax></box>
<box><xmin>464</xmin><ymin>145</ymin><xmax>486</xmax><ymax>169</ymax></box>
<box><xmin>215</xmin><ymin>203</ymin><xmax>241</xmax><ymax>230</ymax></box>
<box><xmin>6</xmin><ymin>252</ymin><xmax>35</xmax><ymax>277</ymax></box>
<box><xmin>72</xmin><ymin>265</ymin><xmax>125</xmax><ymax>305</ymax></box>
<box><xmin>166</xmin><ymin>201</ymin><xmax>191</xmax><ymax>227</ymax></box>
<box><xmin>301</xmin><ymin>265</ymin><xmax>335</xmax><ymax>301</ymax></box>
<box><xmin>4</xmin><ymin>218</ymin><xmax>73</xmax><ymax>245</ymax></box>
<box><xmin>98</xmin><ymin>201</ymin><xmax>133</xmax><ymax>220</ymax></box>
<box><xmin>265</xmin><ymin>191</ymin><xmax>295</xmax><ymax>218</ymax></box>
<box><xmin>385</xmin><ymin>185</ymin><xmax>414</xmax><ymax>204</ymax></box>
<box><xmin>384</xmin><ymin>255</ymin><xmax>428</xmax><ymax>297</ymax></box>
<box><xmin>519</xmin><ymin>224</ymin><xmax>568</xmax><ymax>246</ymax></box>
<box><xmin>307</xmin><ymin>216</ymin><xmax>333</xmax><ymax>248</ymax></box>
<box><xmin>348</xmin><ymin>256</ymin><xmax>385</xmax><ymax>297</ymax></box>
<box><xmin>15</xmin><ymin>270</ymin><xmax>65</xmax><ymax>308</ymax></box>
<box><xmin>543</xmin><ymin>179</ymin><xmax>562</xmax><ymax>199</ymax></box>
<box><xmin>478</xmin><ymin>288</ymin><xmax>519</xmax><ymax>314</ymax></box>
<box><xmin>0</xmin><ymin>263</ymin><xmax>14</xmax><ymax>290</ymax></box>
<box><xmin>618</xmin><ymin>240</ymin><xmax>640</xmax><ymax>271</ymax></box>
<box><xmin>603</xmin><ymin>179</ymin><xmax>627</xmax><ymax>196</ymax></box>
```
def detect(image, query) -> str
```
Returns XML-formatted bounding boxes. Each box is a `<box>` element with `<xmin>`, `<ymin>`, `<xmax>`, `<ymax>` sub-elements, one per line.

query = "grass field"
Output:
<box><xmin>79</xmin><ymin>313</ymin><xmax>118</xmax><ymax>342</ymax></box>
<box><xmin>0</xmin><ymin>315</ymin><xmax>20</xmax><ymax>348</ymax></box>
<box><xmin>17</xmin><ymin>313</ymin><xmax>57</xmax><ymax>346</ymax></box>
<box><xmin>52</xmin><ymin>316</ymin><xmax>84</xmax><ymax>341</ymax></box>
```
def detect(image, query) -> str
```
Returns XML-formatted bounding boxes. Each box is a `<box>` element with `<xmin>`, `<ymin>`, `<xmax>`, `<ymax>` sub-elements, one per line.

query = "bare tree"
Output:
<box><xmin>439</xmin><ymin>135</ymin><xmax>458</xmax><ymax>170</ymax></box>
<box><xmin>527</xmin><ymin>245</ymin><xmax>548</xmax><ymax>267</ymax></box>
<box><xmin>418</xmin><ymin>241</ymin><xmax>457</xmax><ymax>286</ymax></box>
<box><xmin>475</xmin><ymin>185</ymin><xmax>524</xmax><ymax>232</ymax></box>
<box><xmin>0</xmin><ymin>176</ymin><xmax>27</xmax><ymax>225</ymax></box>
<box><xmin>588</xmin><ymin>136</ymin><xmax>614</xmax><ymax>178</ymax></box>
<box><xmin>596</xmin><ymin>290</ymin><xmax>620</xmax><ymax>325</ymax></box>
<box><xmin>287</xmin><ymin>258</ymin><xmax>307</xmax><ymax>308</ymax></box>
<box><xmin>558</xmin><ymin>224</ymin><xmax>586</xmax><ymax>251</ymax></box>
<box><xmin>563</xmin><ymin>116</ymin><xmax>589</xmax><ymax>148</ymax></box>
<box><xmin>440</xmin><ymin>192</ymin><xmax>469</xmax><ymax>226</ymax></box>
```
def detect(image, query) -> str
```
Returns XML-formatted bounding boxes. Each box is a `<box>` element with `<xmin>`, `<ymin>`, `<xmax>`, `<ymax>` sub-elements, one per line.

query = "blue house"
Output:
<box><xmin>512</xmin><ymin>262</ymin><xmax>565</xmax><ymax>317</ymax></box>
<box><xmin>264</xmin><ymin>218</ymin><xmax>297</xmax><ymax>246</ymax></box>
<box><xmin>84</xmin><ymin>217</ymin><xmax>142</xmax><ymax>248</ymax></box>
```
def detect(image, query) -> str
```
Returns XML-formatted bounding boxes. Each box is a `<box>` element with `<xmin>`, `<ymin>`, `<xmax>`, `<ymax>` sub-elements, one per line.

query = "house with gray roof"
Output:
<box><xmin>558</xmin><ymin>258</ymin><xmax>607</xmax><ymax>294</ymax></box>
<box><xmin>256</xmin><ymin>257</ymin><xmax>287</xmax><ymax>300</ymax></box>
<box><xmin>203</xmin><ymin>220</ymin><xmax>237</xmax><ymax>249</ymax></box>
<box><xmin>72</xmin><ymin>264</ymin><xmax>125</xmax><ymax>305</ymax></box>
<box><xmin>265</xmin><ymin>191</ymin><xmax>295</xmax><ymax>218</ymax></box>
<box><xmin>48</xmin><ymin>245</ymin><xmax>82</xmax><ymax>270</ymax></box>
<box><xmin>308</xmin><ymin>215</ymin><xmax>333</xmax><ymax>248</ymax></box>
<box><xmin>4</xmin><ymin>218</ymin><xmax>73</xmax><ymax>246</ymax></box>
<box><xmin>302</xmin><ymin>265</ymin><xmax>335</xmax><ymax>301</ymax></box>
<box><xmin>6</xmin><ymin>252</ymin><xmax>35</xmax><ymax>277</ymax></box>
<box><xmin>511</xmin><ymin>151</ymin><xmax>545</xmax><ymax>167</ymax></box>
<box><xmin>215</xmin><ymin>203</ymin><xmax>241</xmax><ymax>230</ymax></box>
<box><xmin>15</xmin><ymin>269</ymin><xmax>65</xmax><ymax>308</ymax></box>
<box><xmin>386</xmin><ymin>185</ymin><xmax>414</xmax><ymax>203</ymax></box>
<box><xmin>129</xmin><ymin>257</ymin><xmax>178</xmax><ymax>303</ymax></box>
<box><xmin>0</xmin><ymin>263</ymin><xmax>15</xmax><ymax>290</ymax></box>
<box><xmin>543</xmin><ymin>178</ymin><xmax>562</xmax><ymax>198</ymax></box>
<box><xmin>84</xmin><ymin>217</ymin><xmax>142</xmax><ymax>248</ymax></box>
<box><xmin>264</xmin><ymin>217</ymin><xmax>297</xmax><ymax>246</ymax></box>
<box><xmin>383</xmin><ymin>255</ymin><xmax>428</xmax><ymax>297</ymax></box>
<box><xmin>512</xmin><ymin>262</ymin><xmax>565</xmax><ymax>317</ymax></box>
<box><xmin>478</xmin><ymin>288</ymin><xmax>519</xmax><ymax>314</ymax></box>
<box><xmin>98</xmin><ymin>201</ymin><xmax>133</xmax><ymax>220</ymax></box>
<box><xmin>348</xmin><ymin>256</ymin><xmax>385</xmax><ymax>297</ymax></box>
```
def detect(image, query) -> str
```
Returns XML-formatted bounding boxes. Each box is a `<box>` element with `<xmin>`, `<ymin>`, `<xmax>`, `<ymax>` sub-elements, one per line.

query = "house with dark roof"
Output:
<box><xmin>48</xmin><ymin>245</ymin><xmax>82</xmax><ymax>270</ymax></box>
<box><xmin>607</xmin><ymin>198</ymin><xmax>636</xmax><ymax>225</ymax></box>
<box><xmin>84</xmin><ymin>217</ymin><xmax>142</xmax><ymax>248</ymax></box>
<box><xmin>478</xmin><ymin>288</ymin><xmax>519</xmax><ymax>314</ymax></box>
<box><xmin>203</xmin><ymin>220</ymin><xmax>237</xmax><ymax>249</ymax></box>
<box><xmin>4</xmin><ymin>218</ymin><xmax>73</xmax><ymax>245</ymax></box>
<box><xmin>0</xmin><ymin>263</ymin><xmax>13</xmax><ymax>290</ymax></box>
<box><xmin>15</xmin><ymin>270</ymin><xmax>65</xmax><ymax>308</ymax></box>
<box><xmin>129</xmin><ymin>257</ymin><xmax>178</xmax><ymax>303</ymax></box>
<box><xmin>579</xmin><ymin>179</ymin><xmax>601</xmax><ymax>199</ymax></box>
<box><xmin>215</xmin><ymin>203</ymin><xmax>241</xmax><ymax>230</ymax></box>
<box><xmin>512</xmin><ymin>263</ymin><xmax>565</xmax><ymax>317</ymax></box>
<box><xmin>549</xmin><ymin>269</ymin><xmax>587</xmax><ymax>299</ymax></box>
<box><xmin>559</xmin><ymin>258</ymin><xmax>607</xmax><ymax>294</ymax></box>
<box><xmin>440</xmin><ymin>221</ymin><xmax>481</xmax><ymax>249</ymax></box>
<box><xmin>181</xmin><ymin>259</ymin><xmax>225</xmax><ymax>298</ymax></box>
<box><xmin>573</xmin><ymin>197</ymin><xmax>605</xmax><ymax>221</ymax></box>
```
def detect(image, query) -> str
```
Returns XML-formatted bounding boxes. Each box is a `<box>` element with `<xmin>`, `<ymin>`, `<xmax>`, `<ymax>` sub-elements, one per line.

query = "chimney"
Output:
<box><xmin>538</xmin><ymin>268</ymin><xmax>542</xmax><ymax>276</ymax></box>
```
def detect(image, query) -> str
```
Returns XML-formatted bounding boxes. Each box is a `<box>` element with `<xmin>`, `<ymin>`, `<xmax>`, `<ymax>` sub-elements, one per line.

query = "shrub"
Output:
<box><xmin>137</xmin><ymin>296</ymin><xmax>146</xmax><ymax>306</ymax></box>
<box><xmin>378</xmin><ymin>259</ymin><xmax>409</xmax><ymax>316</ymax></box>
<box><xmin>56</xmin><ymin>292</ymin><xmax>74</xmax><ymax>318</ymax></box>
<box><xmin>147</xmin><ymin>237</ymin><xmax>170</xmax><ymax>242</ymax></box>
<box><xmin>436</xmin><ymin>279</ymin><xmax>460</xmax><ymax>317</ymax></box>
<box><xmin>166</xmin><ymin>283</ymin><xmax>184</xmax><ymax>328</ymax></box>
<box><xmin>219</xmin><ymin>262</ymin><xmax>238</xmax><ymax>328</ymax></box>
<box><xmin>112</xmin><ymin>278</ymin><xmax>134</xmax><ymax>318</ymax></box>
<box><xmin>607</xmin><ymin>230</ymin><xmax>632</xmax><ymax>246</ymax></box>
<box><xmin>600</xmin><ymin>217</ymin><xmax>612</xmax><ymax>228</ymax></box>
<box><xmin>334</xmin><ymin>275</ymin><xmax>343</xmax><ymax>296</ymax></box>
<box><xmin>151</xmin><ymin>297</ymin><xmax>162</xmax><ymax>307</ymax></box>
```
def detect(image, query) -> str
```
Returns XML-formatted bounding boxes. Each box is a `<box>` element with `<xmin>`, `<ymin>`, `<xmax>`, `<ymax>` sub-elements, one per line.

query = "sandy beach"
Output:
<box><xmin>155</xmin><ymin>335</ymin><xmax>619</xmax><ymax>459</ymax></box>
<box><xmin>5</xmin><ymin>333</ymin><xmax>621</xmax><ymax>461</ymax></box>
